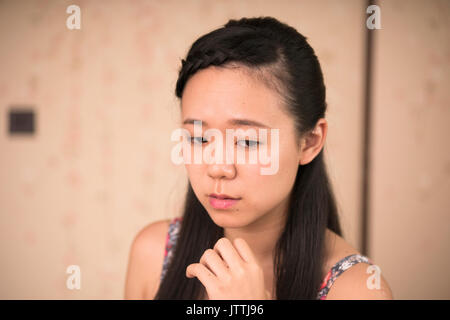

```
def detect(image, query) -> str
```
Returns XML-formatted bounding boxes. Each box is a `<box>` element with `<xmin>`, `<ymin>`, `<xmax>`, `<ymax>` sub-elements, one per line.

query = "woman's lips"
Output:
<box><xmin>208</xmin><ymin>195</ymin><xmax>240</xmax><ymax>209</ymax></box>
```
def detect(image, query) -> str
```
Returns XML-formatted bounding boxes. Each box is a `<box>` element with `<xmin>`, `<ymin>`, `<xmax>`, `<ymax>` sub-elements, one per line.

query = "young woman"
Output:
<box><xmin>125</xmin><ymin>16</ymin><xmax>393</xmax><ymax>300</ymax></box>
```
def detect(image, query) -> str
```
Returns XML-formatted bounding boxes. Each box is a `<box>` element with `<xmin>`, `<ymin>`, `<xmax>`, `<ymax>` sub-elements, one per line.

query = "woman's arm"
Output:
<box><xmin>124</xmin><ymin>220</ymin><xmax>170</xmax><ymax>299</ymax></box>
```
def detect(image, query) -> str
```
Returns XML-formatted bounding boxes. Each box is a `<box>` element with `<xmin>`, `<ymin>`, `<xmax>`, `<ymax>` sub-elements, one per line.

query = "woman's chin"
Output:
<box><xmin>207</xmin><ymin>211</ymin><xmax>249</xmax><ymax>229</ymax></box>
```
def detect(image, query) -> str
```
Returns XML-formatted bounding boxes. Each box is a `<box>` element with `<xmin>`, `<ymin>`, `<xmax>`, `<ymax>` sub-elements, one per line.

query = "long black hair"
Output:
<box><xmin>155</xmin><ymin>16</ymin><xmax>342</xmax><ymax>300</ymax></box>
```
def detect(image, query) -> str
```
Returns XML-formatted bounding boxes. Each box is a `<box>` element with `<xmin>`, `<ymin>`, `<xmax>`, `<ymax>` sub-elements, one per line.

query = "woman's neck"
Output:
<box><xmin>223</xmin><ymin>200</ymin><xmax>288</xmax><ymax>266</ymax></box>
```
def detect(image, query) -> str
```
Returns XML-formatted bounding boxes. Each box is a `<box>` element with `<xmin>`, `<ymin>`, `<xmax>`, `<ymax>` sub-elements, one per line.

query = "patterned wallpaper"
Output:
<box><xmin>0</xmin><ymin>0</ymin><xmax>447</xmax><ymax>299</ymax></box>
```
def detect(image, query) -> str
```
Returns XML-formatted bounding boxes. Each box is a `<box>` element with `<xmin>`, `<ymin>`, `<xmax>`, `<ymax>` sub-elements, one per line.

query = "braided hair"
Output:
<box><xmin>155</xmin><ymin>16</ymin><xmax>342</xmax><ymax>300</ymax></box>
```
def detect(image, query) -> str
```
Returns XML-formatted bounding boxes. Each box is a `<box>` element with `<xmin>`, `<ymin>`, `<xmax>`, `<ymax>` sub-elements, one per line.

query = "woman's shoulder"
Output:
<box><xmin>132</xmin><ymin>218</ymin><xmax>173</xmax><ymax>259</ymax></box>
<box><xmin>137</xmin><ymin>218</ymin><xmax>173</xmax><ymax>240</ymax></box>
<box><xmin>322</xmin><ymin>228</ymin><xmax>393</xmax><ymax>299</ymax></box>
<box><xmin>124</xmin><ymin>218</ymin><xmax>172</xmax><ymax>299</ymax></box>
<box><xmin>323</xmin><ymin>228</ymin><xmax>362</xmax><ymax>273</ymax></box>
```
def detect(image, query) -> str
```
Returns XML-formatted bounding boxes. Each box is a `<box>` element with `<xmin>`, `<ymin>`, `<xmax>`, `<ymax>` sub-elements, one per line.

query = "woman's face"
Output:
<box><xmin>181</xmin><ymin>65</ymin><xmax>302</xmax><ymax>229</ymax></box>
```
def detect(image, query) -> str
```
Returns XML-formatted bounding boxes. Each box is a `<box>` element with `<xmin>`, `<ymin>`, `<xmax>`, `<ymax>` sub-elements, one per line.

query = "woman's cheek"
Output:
<box><xmin>184</xmin><ymin>165</ymin><xmax>205</xmax><ymax>194</ymax></box>
<box><xmin>239</xmin><ymin>162</ymin><xmax>276</xmax><ymax>206</ymax></box>
<box><xmin>185</xmin><ymin>163</ymin><xmax>203</xmax><ymax>179</ymax></box>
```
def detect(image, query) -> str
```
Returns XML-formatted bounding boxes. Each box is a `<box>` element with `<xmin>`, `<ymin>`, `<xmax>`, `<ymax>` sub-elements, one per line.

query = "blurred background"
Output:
<box><xmin>0</xmin><ymin>0</ymin><xmax>448</xmax><ymax>299</ymax></box>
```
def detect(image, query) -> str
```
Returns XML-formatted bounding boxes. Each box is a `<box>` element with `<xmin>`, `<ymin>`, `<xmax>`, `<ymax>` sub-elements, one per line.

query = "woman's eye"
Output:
<box><xmin>237</xmin><ymin>140</ymin><xmax>259</xmax><ymax>148</ymax></box>
<box><xmin>189</xmin><ymin>137</ymin><xmax>259</xmax><ymax>148</ymax></box>
<box><xmin>189</xmin><ymin>136</ymin><xmax>208</xmax><ymax>145</ymax></box>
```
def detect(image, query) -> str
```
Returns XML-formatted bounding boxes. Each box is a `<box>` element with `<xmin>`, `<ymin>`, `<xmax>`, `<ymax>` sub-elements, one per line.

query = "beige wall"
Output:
<box><xmin>370</xmin><ymin>0</ymin><xmax>450</xmax><ymax>299</ymax></box>
<box><xmin>0</xmin><ymin>0</ymin><xmax>447</xmax><ymax>299</ymax></box>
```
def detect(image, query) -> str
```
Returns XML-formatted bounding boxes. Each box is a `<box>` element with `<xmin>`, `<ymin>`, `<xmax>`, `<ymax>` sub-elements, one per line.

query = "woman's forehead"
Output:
<box><xmin>181</xmin><ymin>67</ymin><xmax>287</xmax><ymax>129</ymax></box>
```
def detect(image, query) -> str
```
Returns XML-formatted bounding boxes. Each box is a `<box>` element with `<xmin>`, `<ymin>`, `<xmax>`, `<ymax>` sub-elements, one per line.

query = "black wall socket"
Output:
<box><xmin>8</xmin><ymin>108</ymin><xmax>35</xmax><ymax>135</ymax></box>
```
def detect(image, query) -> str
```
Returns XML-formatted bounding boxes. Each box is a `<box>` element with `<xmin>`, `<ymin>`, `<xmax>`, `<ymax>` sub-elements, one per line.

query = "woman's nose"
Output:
<box><xmin>205</xmin><ymin>140</ymin><xmax>237</xmax><ymax>179</ymax></box>
<box><xmin>207</xmin><ymin>162</ymin><xmax>236</xmax><ymax>180</ymax></box>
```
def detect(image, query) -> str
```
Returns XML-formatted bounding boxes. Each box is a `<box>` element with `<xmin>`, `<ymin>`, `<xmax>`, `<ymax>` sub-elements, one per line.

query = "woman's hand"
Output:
<box><xmin>186</xmin><ymin>237</ymin><xmax>270</xmax><ymax>300</ymax></box>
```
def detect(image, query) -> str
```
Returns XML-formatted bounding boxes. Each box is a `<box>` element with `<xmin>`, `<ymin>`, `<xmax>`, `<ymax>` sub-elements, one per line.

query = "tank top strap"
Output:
<box><xmin>317</xmin><ymin>253</ymin><xmax>374</xmax><ymax>300</ymax></box>
<box><xmin>160</xmin><ymin>217</ymin><xmax>182</xmax><ymax>282</ymax></box>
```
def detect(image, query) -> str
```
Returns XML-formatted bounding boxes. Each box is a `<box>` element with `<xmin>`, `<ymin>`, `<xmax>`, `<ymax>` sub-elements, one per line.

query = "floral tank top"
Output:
<box><xmin>160</xmin><ymin>217</ymin><xmax>374</xmax><ymax>300</ymax></box>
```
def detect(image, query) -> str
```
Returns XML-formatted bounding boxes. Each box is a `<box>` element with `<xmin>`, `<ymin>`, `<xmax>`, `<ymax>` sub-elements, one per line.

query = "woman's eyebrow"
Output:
<box><xmin>182</xmin><ymin>118</ymin><xmax>270</xmax><ymax>128</ymax></box>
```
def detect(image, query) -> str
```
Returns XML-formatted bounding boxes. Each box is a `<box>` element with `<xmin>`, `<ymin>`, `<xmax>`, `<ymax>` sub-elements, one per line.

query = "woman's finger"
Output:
<box><xmin>213</xmin><ymin>238</ymin><xmax>244</xmax><ymax>271</ymax></box>
<box><xmin>200</xmin><ymin>249</ymin><xmax>230</xmax><ymax>279</ymax></box>
<box><xmin>186</xmin><ymin>263</ymin><xmax>218</xmax><ymax>291</ymax></box>
<box><xmin>232</xmin><ymin>238</ymin><xmax>257</xmax><ymax>264</ymax></box>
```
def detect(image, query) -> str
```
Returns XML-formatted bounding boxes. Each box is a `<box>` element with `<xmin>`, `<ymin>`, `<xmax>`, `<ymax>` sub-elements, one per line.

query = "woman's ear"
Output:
<box><xmin>298</xmin><ymin>118</ymin><xmax>328</xmax><ymax>165</ymax></box>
